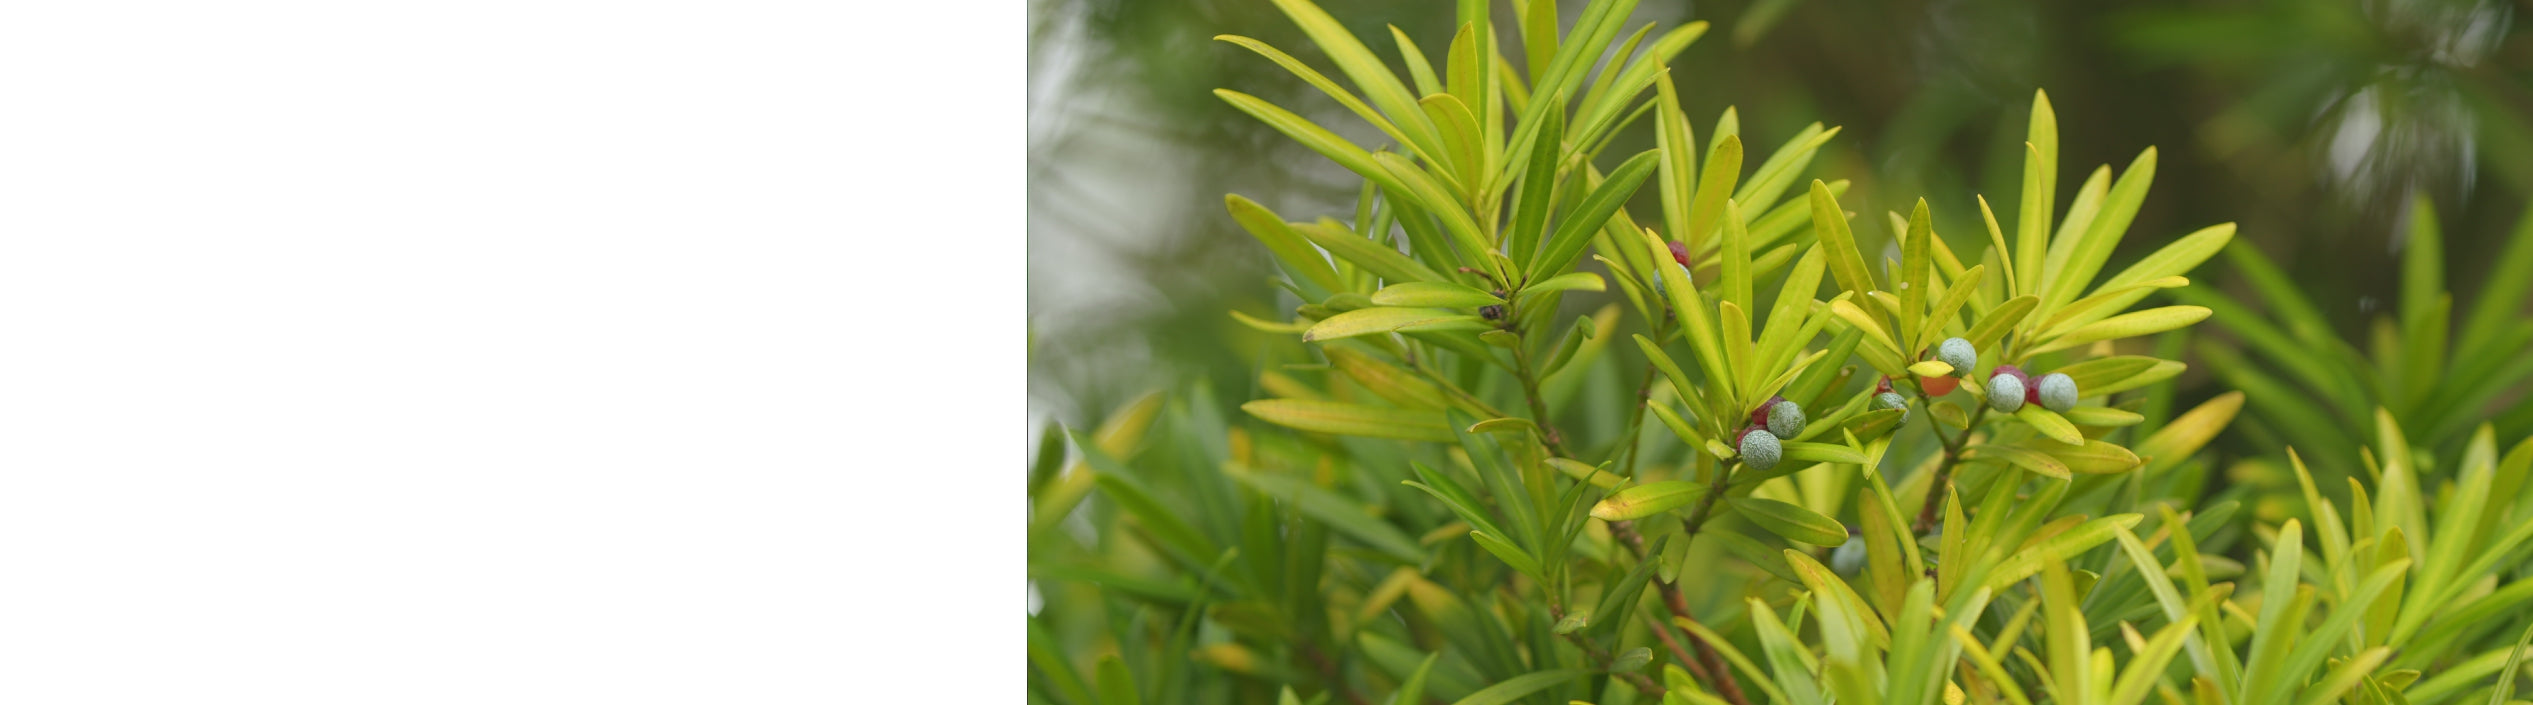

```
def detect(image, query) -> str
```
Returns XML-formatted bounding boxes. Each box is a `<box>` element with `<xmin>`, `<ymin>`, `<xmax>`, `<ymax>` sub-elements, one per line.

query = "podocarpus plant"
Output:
<box><xmin>1024</xmin><ymin>2</ymin><xmax>2533</xmax><ymax>704</ymax></box>
<box><xmin>2177</xmin><ymin>197</ymin><xmax>2533</xmax><ymax>479</ymax></box>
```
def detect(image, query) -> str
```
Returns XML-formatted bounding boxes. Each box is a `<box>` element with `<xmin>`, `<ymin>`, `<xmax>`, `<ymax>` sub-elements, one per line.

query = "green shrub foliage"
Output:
<box><xmin>1027</xmin><ymin>2</ymin><xmax>2533</xmax><ymax>704</ymax></box>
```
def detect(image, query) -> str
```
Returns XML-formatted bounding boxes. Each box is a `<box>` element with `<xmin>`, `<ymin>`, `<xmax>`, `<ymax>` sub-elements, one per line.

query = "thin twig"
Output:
<box><xmin>1501</xmin><ymin>296</ymin><xmax>1745</xmax><ymax>705</ymax></box>
<box><xmin>1611</xmin><ymin>313</ymin><xmax>1675</xmax><ymax>476</ymax></box>
<box><xmin>1644</xmin><ymin>615</ymin><xmax>1701</xmax><ymax>682</ymax></box>
<box><xmin>1608</xmin><ymin>517</ymin><xmax>1749</xmax><ymax>705</ymax></box>
<box><xmin>1548</xmin><ymin>604</ymin><xmax>1666</xmax><ymax>696</ymax></box>
<box><xmin>1509</xmin><ymin>341</ymin><xmax>1568</xmax><ymax>457</ymax></box>
<box><xmin>1910</xmin><ymin>381</ymin><xmax>1991</xmax><ymax>535</ymax></box>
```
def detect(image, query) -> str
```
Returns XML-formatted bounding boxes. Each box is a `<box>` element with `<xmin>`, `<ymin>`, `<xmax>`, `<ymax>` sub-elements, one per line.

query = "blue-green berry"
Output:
<box><xmin>1739</xmin><ymin>428</ymin><xmax>1782</xmax><ymax>471</ymax></box>
<box><xmin>1936</xmin><ymin>337</ymin><xmax>1977</xmax><ymax>376</ymax></box>
<box><xmin>1831</xmin><ymin>533</ymin><xmax>1867</xmax><ymax>575</ymax></box>
<box><xmin>1873</xmin><ymin>392</ymin><xmax>1909</xmax><ymax>423</ymax></box>
<box><xmin>1766</xmin><ymin>400</ymin><xmax>1807</xmax><ymax>438</ymax></box>
<box><xmin>1987</xmin><ymin>371</ymin><xmax>2026</xmax><ymax>413</ymax></box>
<box><xmin>2038</xmin><ymin>373</ymin><xmax>2078</xmax><ymax>412</ymax></box>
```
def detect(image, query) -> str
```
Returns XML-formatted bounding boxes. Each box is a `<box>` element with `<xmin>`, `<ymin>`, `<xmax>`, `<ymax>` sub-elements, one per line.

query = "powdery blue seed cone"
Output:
<box><xmin>1987</xmin><ymin>372</ymin><xmax>2026</xmax><ymax>413</ymax></box>
<box><xmin>1739</xmin><ymin>428</ymin><xmax>1782</xmax><ymax>471</ymax></box>
<box><xmin>2039</xmin><ymin>373</ymin><xmax>2078</xmax><ymax>412</ymax></box>
<box><xmin>1651</xmin><ymin>262</ymin><xmax>1693</xmax><ymax>294</ymax></box>
<box><xmin>1937</xmin><ymin>338</ymin><xmax>1977</xmax><ymax>377</ymax></box>
<box><xmin>1874</xmin><ymin>392</ymin><xmax>1909</xmax><ymax>423</ymax></box>
<box><xmin>1831</xmin><ymin>533</ymin><xmax>1867</xmax><ymax>575</ymax></box>
<box><xmin>1767</xmin><ymin>400</ymin><xmax>1807</xmax><ymax>438</ymax></box>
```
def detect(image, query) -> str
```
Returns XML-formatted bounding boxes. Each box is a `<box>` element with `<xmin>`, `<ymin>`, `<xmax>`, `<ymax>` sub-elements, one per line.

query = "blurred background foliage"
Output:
<box><xmin>1028</xmin><ymin>0</ymin><xmax>2533</xmax><ymax>466</ymax></box>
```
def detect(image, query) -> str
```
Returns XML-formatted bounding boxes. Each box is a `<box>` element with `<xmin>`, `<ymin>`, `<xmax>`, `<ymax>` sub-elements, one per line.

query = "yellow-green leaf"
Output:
<box><xmin>2133</xmin><ymin>392</ymin><xmax>2242</xmax><ymax>475</ymax></box>
<box><xmin>1782</xmin><ymin>440</ymin><xmax>1869</xmax><ymax>465</ymax></box>
<box><xmin>1243</xmin><ymin>399</ymin><xmax>1454</xmax><ymax>441</ymax></box>
<box><xmin>1989</xmin><ymin>514</ymin><xmax>2142</xmax><ymax>589</ymax></box>
<box><xmin>1592</xmin><ymin>480</ymin><xmax>1710</xmax><ymax>521</ymax></box>
<box><xmin>1304</xmin><ymin>307</ymin><xmax>1487</xmax><ymax>342</ymax></box>
<box><xmin>1419</xmin><ymin>93</ymin><xmax>1485</xmax><ymax>192</ymax></box>
<box><xmin>1919</xmin><ymin>264</ymin><xmax>1987</xmax><ymax>349</ymax></box>
<box><xmin>2060</xmin><ymin>406</ymin><xmax>2144</xmax><ymax>427</ymax></box>
<box><xmin>2015</xmin><ymin>406</ymin><xmax>2085</xmax><ymax>445</ymax></box>
<box><xmin>2017</xmin><ymin>90</ymin><xmax>2057</xmax><ymax>300</ymax></box>
<box><xmin>1216</xmin><ymin>90</ymin><xmax>1417</xmax><ymax>201</ymax></box>
<box><xmin>1966</xmin><ymin>443</ymin><xmax>2072</xmax><ymax>479</ymax></box>
<box><xmin>1327</xmin><ymin>346</ymin><xmax>1450</xmax><ymax>410</ymax></box>
<box><xmin>1531</xmin><ymin>150</ymin><xmax>1663</xmax><ymax>280</ymax></box>
<box><xmin>1524</xmin><ymin>271</ymin><xmax>1605</xmax><ymax>295</ymax></box>
<box><xmin>1648</xmin><ymin>399</ymin><xmax>1711</xmax><ymax>450</ymax></box>
<box><xmin>1644</xmin><ymin>228</ymin><xmax>1734</xmax><ymax>401</ymax></box>
<box><xmin>2055</xmin><ymin>356</ymin><xmax>2161</xmax><ymax>396</ymax></box>
<box><xmin>1372</xmin><ymin>281</ymin><xmax>1501</xmax><ymax>308</ymax></box>
<box><xmin>2043</xmin><ymin>147</ymin><xmax>2157</xmax><ymax>315</ymax></box>
<box><xmin>1262</xmin><ymin>0</ymin><xmax>1448</xmax><ymax>166</ymax></box>
<box><xmin>2029</xmin><ymin>305</ymin><xmax>2211</xmax><ymax>354</ymax></box>
<box><xmin>1964</xmin><ymin>295</ymin><xmax>2038</xmax><ymax>352</ymax></box>
<box><xmin>1231</xmin><ymin>309</ymin><xmax>1312</xmax><ymax>333</ymax></box>
<box><xmin>1691</xmin><ymin>135</ymin><xmax>1744</xmax><ymax>248</ymax></box>
<box><xmin>2033</xmin><ymin>276</ymin><xmax>2189</xmax><ymax>339</ymax></box>
<box><xmin>1730</xmin><ymin>495</ymin><xmax>1849</xmax><ymax>545</ymax></box>
<box><xmin>2016</xmin><ymin>438</ymin><xmax>2142</xmax><ymax>475</ymax></box>
<box><xmin>1548</xmin><ymin>457</ymin><xmax>1624</xmax><ymax>489</ymax></box>
<box><xmin>1833</xmin><ymin>299</ymin><xmax>1902</xmax><ymax>359</ymax></box>
<box><xmin>1227</xmin><ymin>194</ymin><xmax>1346</xmax><ymax>294</ymax></box>
<box><xmin>1900</xmin><ymin>199</ymin><xmax>1934</xmax><ymax>350</ymax></box>
<box><xmin>1293</xmin><ymin>218</ymin><xmax>1448</xmax><ymax>284</ymax></box>
<box><xmin>1810</xmin><ymin>180</ymin><xmax>1879</xmax><ymax>297</ymax></box>
<box><xmin>1213</xmin><ymin>35</ymin><xmax>1418</xmax><ymax>165</ymax></box>
<box><xmin>1465</xmin><ymin>417</ymin><xmax>1538</xmax><ymax>434</ymax></box>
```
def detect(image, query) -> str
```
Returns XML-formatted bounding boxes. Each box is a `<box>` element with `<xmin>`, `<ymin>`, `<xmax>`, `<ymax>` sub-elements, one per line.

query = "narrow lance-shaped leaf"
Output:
<box><xmin>1652</xmin><ymin>65</ymin><xmax>1696</xmax><ymax>250</ymax></box>
<box><xmin>1228</xmin><ymin>197</ymin><xmax>1346</xmax><ymax>296</ymax></box>
<box><xmin>1262</xmin><ymin>0</ymin><xmax>1449</xmax><ymax>165</ymax></box>
<box><xmin>1731</xmin><ymin>495</ymin><xmax>1848</xmax><ymax>546</ymax></box>
<box><xmin>1374</xmin><ymin>152</ymin><xmax>1498</xmax><ymax>281</ymax></box>
<box><xmin>2029</xmin><ymin>305</ymin><xmax>2209</xmax><ymax>354</ymax></box>
<box><xmin>1293</xmin><ymin>218</ymin><xmax>1449</xmax><ymax>285</ymax></box>
<box><xmin>1419</xmin><ymin>93</ymin><xmax>1486</xmax><ymax>197</ymax></box>
<box><xmin>1371</xmin><ymin>281</ymin><xmax>1501</xmax><ymax>308</ymax></box>
<box><xmin>1899</xmin><ymin>198</ymin><xmax>1933</xmax><ymax>353</ymax></box>
<box><xmin>1810</xmin><ymin>180</ymin><xmax>1879</xmax><ymax>298</ymax></box>
<box><xmin>1736</xmin><ymin>124</ymin><xmax>1839</xmax><ymax>217</ymax></box>
<box><xmin>1531</xmin><ymin>150</ymin><xmax>1662</xmax><ymax>280</ymax></box>
<box><xmin>1591</xmin><ymin>480</ymin><xmax>1708</xmax><ymax>521</ymax></box>
<box><xmin>1507</xmin><ymin>99</ymin><xmax>1563</xmax><ymax>266</ymax></box>
<box><xmin>1720</xmin><ymin>198</ymin><xmax>1754</xmax><ymax>314</ymax></box>
<box><xmin>1644</xmin><ymin>227</ymin><xmax>1733</xmax><ymax>416</ymax></box>
<box><xmin>1216</xmin><ymin>90</ymin><xmax>1419</xmax><ymax>202</ymax></box>
<box><xmin>1243</xmin><ymin>399</ymin><xmax>1455</xmax><ymax>441</ymax></box>
<box><xmin>1304</xmin><ymin>307</ymin><xmax>1488</xmax><ymax>342</ymax></box>
<box><xmin>1988</xmin><ymin>514</ymin><xmax>2142</xmax><ymax>588</ymax></box>
<box><xmin>2017</xmin><ymin>90</ymin><xmax>2056</xmax><ymax>299</ymax></box>
<box><xmin>1232</xmin><ymin>471</ymin><xmax>1424</xmax><ymax>562</ymax></box>
<box><xmin>1688</xmin><ymin>135</ymin><xmax>1743</xmax><ymax>251</ymax></box>
<box><xmin>2133</xmin><ymin>391</ymin><xmax>2242</xmax><ymax>475</ymax></box>
<box><xmin>2044</xmin><ymin>148</ymin><xmax>2155</xmax><ymax>315</ymax></box>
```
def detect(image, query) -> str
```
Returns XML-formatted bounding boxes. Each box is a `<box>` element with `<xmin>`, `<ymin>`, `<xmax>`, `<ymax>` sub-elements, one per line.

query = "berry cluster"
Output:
<box><xmin>1734</xmin><ymin>395</ymin><xmax>1805</xmax><ymax>471</ymax></box>
<box><xmin>1914</xmin><ymin>337</ymin><xmax>2082</xmax><ymax>414</ymax></box>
